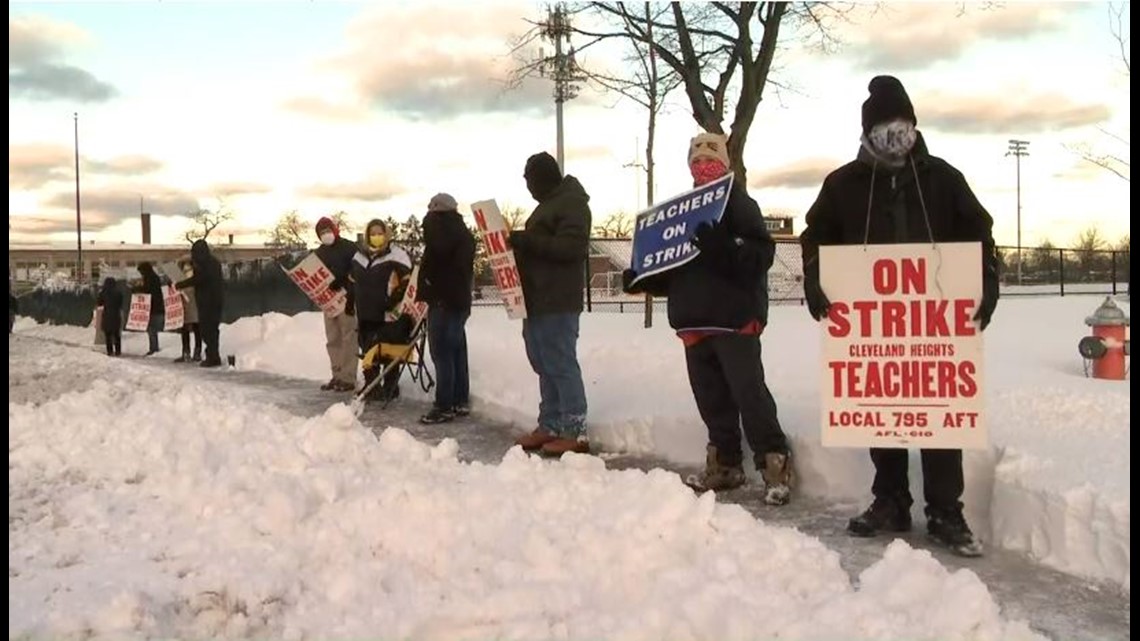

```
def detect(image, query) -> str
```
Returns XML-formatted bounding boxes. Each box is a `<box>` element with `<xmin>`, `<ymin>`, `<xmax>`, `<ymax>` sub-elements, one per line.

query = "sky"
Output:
<box><xmin>7</xmin><ymin>1</ymin><xmax>1132</xmax><ymax>250</ymax></box>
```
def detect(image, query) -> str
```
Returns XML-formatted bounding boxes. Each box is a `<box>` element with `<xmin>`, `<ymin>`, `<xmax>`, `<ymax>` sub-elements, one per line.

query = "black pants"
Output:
<box><xmin>684</xmin><ymin>333</ymin><xmax>788</xmax><ymax>467</ymax></box>
<box><xmin>199</xmin><ymin>318</ymin><xmax>221</xmax><ymax>364</ymax></box>
<box><xmin>104</xmin><ymin>329</ymin><xmax>122</xmax><ymax>356</ymax></box>
<box><xmin>359</xmin><ymin>318</ymin><xmax>408</xmax><ymax>398</ymax></box>
<box><xmin>870</xmin><ymin>448</ymin><xmax>964</xmax><ymax>515</ymax></box>
<box><xmin>181</xmin><ymin>322</ymin><xmax>202</xmax><ymax>357</ymax></box>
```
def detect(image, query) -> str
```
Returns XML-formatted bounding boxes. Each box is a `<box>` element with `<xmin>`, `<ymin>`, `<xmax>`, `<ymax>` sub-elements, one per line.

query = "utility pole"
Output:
<box><xmin>1006</xmin><ymin>139</ymin><xmax>1030</xmax><ymax>286</ymax></box>
<box><xmin>623</xmin><ymin>137</ymin><xmax>646</xmax><ymax>209</ymax></box>
<box><xmin>537</xmin><ymin>3</ymin><xmax>584</xmax><ymax>172</ymax></box>
<box><xmin>74</xmin><ymin>112</ymin><xmax>83</xmax><ymax>282</ymax></box>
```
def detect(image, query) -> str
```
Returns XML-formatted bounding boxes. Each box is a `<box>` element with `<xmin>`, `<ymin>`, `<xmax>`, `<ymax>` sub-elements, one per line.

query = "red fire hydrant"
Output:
<box><xmin>1078</xmin><ymin>297</ymin><xmax>1130</xmax><ymax>380</ymax></box>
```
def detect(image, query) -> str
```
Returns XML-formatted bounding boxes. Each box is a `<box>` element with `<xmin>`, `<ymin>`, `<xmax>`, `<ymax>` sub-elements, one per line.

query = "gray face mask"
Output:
<box><xmin>869</xmin><ymin>120</ymin><xmax>917</xmax><ymax>158</ymax></box>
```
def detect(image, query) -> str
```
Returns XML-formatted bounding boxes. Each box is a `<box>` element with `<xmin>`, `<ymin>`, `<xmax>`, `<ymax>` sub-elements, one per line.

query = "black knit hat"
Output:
<box><xmin>524</xmin><ymin>152</ymin><xmax>562</xmax><ymax>200</ymax></box>
<box><xmin>861</xmin><ymin>75</ymin><xmax>917</xmax><ymax>135</ymax></box>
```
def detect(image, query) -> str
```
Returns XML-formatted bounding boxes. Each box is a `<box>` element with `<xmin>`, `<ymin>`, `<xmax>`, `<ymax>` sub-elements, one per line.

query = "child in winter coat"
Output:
<box><xmin>97</xmin><ymin>277</ymin><xmax>124</xmax><ymax>356</ymax></box>
<box><xmin>175</xmin><ymin>260</ymin><xmax>202</xmax><ymax>363</ymax></box>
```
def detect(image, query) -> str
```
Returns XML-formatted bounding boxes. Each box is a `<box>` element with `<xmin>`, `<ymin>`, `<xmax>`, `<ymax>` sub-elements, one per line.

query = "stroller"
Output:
<box><xmin>356</xmin><ymin>312</ymin><xmax>434</xmax><ymax>410</ymax></box>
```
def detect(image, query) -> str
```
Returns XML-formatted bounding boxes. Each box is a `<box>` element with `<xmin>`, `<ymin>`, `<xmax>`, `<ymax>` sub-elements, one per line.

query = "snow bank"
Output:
<box><xmin>9</xmin><ymin>340</ymin><xmax>1042</xmax><ymax>640</ymax></box>
<box><xmin>14</xmin><ymin>296</ymin><xmax>1130</xmax><ymax>591</ymax></box>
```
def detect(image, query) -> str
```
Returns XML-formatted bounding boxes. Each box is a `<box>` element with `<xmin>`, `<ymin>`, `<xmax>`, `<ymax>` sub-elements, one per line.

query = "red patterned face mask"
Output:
<box><xmin>690</xmin><ymin>159</ymin><xmax>728</xmax><ymax>186</ymax></box>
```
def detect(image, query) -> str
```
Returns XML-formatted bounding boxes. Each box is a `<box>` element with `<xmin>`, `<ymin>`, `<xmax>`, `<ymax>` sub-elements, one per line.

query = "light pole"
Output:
<box><xmin>623</xmin><ymin>137</ymin><xmax>646</xmax><ymax>208</ymax></box>
<box><xmin>74</xmin><ymin>112</ymin><xmax>83</xmax><ymax>282</ymax></box>
<box><xmin>1006</xmin><ymin>139</ymin><xmax>1030</xmax><ymax>286</ymax></box>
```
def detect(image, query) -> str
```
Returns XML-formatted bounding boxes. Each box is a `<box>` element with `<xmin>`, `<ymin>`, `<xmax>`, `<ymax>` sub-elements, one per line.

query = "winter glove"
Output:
<box><xmin>974</xmin><ymin>274</ymin><xmax>998</xmax><ymax>331</ymax></box>
<box><xmin>804</xmin><ymin>274</ymin><xmax>831</xmax><ymax>322</ymax></box>
<box><xmin>621</xmin><ymin>269</ymin><xmax>638</xmax><ymax>294</ymax></box>
<box><xmin>691</xmin><ymin>221</ymin><xmax>738</xmax><ymax>276</ymax></box>
<box><xmin>328</xmin><ymin>277</ymin><xmax>344</xmax><ymax>292</ymax></box>
<box><xmin>506</xmin><ymin>229</ymin><xmax>531</xmax><ymax>253</ymax></box>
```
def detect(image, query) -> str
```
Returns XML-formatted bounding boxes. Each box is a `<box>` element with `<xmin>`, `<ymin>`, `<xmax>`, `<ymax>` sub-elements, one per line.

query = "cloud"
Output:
<box><xmin>208</xmin><ymin>181</ymin><xmax>274</xmax><ymax>197</ymax></box>
<box><xmin>8</xmin><ymin>143</ymin><xmax>73</xmax><ymax>189</ymax></box>
<box><xmin>33</xmin><ymin>189</ymin><xmax>201</xmax><ymax>234</ymax></box>
<box><xmin>293</xmin><ymin>2</ymin><xmax>558</xmax><ymax>120</ymax></box>
<box><xmin>297</xmin><ymin>178</ymin><xmax>402</xmax><ymax>202</ymax></box>
<box><xmin>750</xmin><ymin>158</ymin><xmax>841</xmax><ymax>190</ymax></box>
<box><xmin>86</xmin><ymin>154</ymin><xmax>164</xmax><ymax>175</ymax></box>
<box><xmin>840</xmin><ymin>3</ymin><xmax>1078</xmax><ymax>70</ymax></box>
<box><xmin>9</xmin><ymin>15</ymin><xmax>117</xmax><ymax>102</ymax></box>
<box><xmin>10</xmin><ymin>144</ymin><xmax>165</xmax><ymax>188</ymax></box>
<box><xmin>281</xmin><ymin>96</ymin><xmax>370</xmax><ymax>122</ymax></box>
<box><xmin>919</xmin><ymin>92</ymin><xmax>1111</xmax><ymax>134</ymax></box>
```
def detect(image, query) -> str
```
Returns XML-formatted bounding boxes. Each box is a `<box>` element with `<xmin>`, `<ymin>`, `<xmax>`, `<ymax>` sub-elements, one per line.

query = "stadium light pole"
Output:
<box><xmin>1006</xmin><ymin>139</ymin><xmax>1030</xmax><ymax>286</ymax></box>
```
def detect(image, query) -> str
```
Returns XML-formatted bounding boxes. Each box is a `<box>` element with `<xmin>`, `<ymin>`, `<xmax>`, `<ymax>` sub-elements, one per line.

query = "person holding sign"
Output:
<box><xmin>134</xmin><ymin>262</ymin><xmax>165</xmax><ymax>355</ymax></box>
<box><xmin>175</xmin><ymin>239</ymin><xmax>225</xmax><ymax>368</ymax></box>
<box><xmin>351</xmin><ymin>219</ymin><xmax>414</xmax><ymax>402</ymax></box>
<box><xmin>174</xmin><ymin>260</ymin><xmax>202</xmax><ymax>363</ymax></box>
<box><xmin>800</xmin><ymin>75</ymin><xmax>999</xmax><ymax>557</ymax></box>
<box><xmin>416</xmin><ymin>193</ymin><xmax>476</xmax><ymax>424</ymax></box>
<box><xmin>315</xmin><ymin>216</ymin><xmax>360</xmax><ymax>392</ymax></box>
<box><xmin>622</xmin><ymin>133</ymin><xmax>795</xmax><ymax>504</ymax></box>
<box><xmin>509</xmin><ymin>152</ymin><xmax>592</xmax><ymax>457</ymax></box>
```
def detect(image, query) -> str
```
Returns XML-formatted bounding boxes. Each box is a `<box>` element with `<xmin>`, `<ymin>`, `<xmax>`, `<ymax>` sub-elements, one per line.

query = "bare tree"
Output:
<box><xmin>501</xmin><ymin>205</ymin><xmax>530</xmax><ymax>230</ymax></box>
<box><xmin>183</xmin><ymin>202</ymin><xmax>234</xmax><ymax>243</ymax></box>
<box><xmin>515</xmin><ymin>2</ymin><xmax>851</xmax><ymax>182</ymax></box>
<box><xmin>594</xmin><ymin>211</ymin><xmax>635</xmax><ymax>237</ymax></box>
<box><xmin>266</xmin><ymin>210</ymin><xmax>310</xmax><ymax>249</ymax></box>
<box><xmin>1070</xmin><ymin>2</ymin><xmax>1130</xmax><ymax>181</ymax></box>
<box><xmin>329</xmin><ymin>210</ymin><xmax>354</xmax><ymax>235</ymax></box>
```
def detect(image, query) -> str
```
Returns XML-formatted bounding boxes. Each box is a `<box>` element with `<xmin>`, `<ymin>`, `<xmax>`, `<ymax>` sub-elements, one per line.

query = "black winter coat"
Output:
<box><xmin>176</xmin><ymin>240</ymin><xmax>225</xmax><ymax>324</ymax></box>
<box><xmin>628</xmin><ymin>183</ymin><xmax>776</xmax><ymax>331</ymax></box>
<box><xmin>512</xmin><ymin>175</ymin><xmax>592</xmax><ymax>316</ymax></box>
<box><xmin>97</xmin><ymin>282</ymin><xmax>125</xmax><ymax>333</ymax></box>
<box><xmin>315</xmin><ymin>235</ymin><xmax>359</xmax><ymax>311</ymax></box>
<box><xmin>352</xmin><ymin>244</ymin><xmax>413</xmax><ymax>322</ymax></box>
<box><xmin>136</xmin><ymin>267</ymin><xmax>165</xmax><ymax>316</ymax></box>
<box><xmin>800</xmin><ymin>133</ymin><xmax>998</xmax><ymax>296</ymax></box>
<box><xmin>418</xmin><ymin>209</ymin><xmax>476</xmax><ymax>310</ymax></box>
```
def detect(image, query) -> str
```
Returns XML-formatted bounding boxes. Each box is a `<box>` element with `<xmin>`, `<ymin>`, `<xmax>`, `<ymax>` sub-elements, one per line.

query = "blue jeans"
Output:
<box><xmin>147</xmin><ymin>313</ymin><xmax>165</xmax><ymax>353</ymax></box>
<box><xmin>522</xmin><ymin>313</ymin><xmax>587</xmax><ymax>438</ymax></box>
<box><xmin>427</xmin><ymin>307</ymin><xmax>470</xmax><ymax>411</ymax></box>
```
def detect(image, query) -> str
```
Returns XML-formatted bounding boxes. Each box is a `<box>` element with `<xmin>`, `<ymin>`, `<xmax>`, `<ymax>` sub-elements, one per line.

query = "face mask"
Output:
<box><xmin>868</xmin><ymin>120</ymin><xmax>917</xmax><ymax>159</ymax></box>
<box><xmin>368</xmin><ymin>234</ymin><xmax>387</xmax><ymax>249</ymax></box>
<box><xmin>319</xmin><ymin>232</ymin><xmax>335</xmax><ymax>246</ymax></box>
<box><xmin>690</xmin><ymin>158</ymin><xmax>728</xmax><ymax>186</ymax></box>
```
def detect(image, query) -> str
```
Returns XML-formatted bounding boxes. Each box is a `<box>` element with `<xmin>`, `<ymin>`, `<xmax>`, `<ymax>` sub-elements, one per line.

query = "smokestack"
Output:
<box><xmin>141</xmin><ymin>212</ymin><xmax>152</xmax><ymax>244</ymax></box>
<box><xmin>228</xmin><ymin>233</ymin><xmax>234</xmax><ymax>245</ymax></box>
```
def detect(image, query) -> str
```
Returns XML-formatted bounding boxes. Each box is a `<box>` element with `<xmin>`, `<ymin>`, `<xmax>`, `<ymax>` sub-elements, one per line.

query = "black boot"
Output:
<box><xmin>926</xmin><ymin>508</ymin><xmax>983</xmax><ymax>557</ymax></box>
<box><xmin>847</xmin><ymin>497</ymin><xmax>912</xmax><ymax>537</ymax></box>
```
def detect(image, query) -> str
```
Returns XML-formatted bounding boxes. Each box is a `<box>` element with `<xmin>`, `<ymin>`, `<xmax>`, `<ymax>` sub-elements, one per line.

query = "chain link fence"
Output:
<box><xmin>15</xmin><ymin>241</ymin><xmax>1130</xmax><ymax>328</ymax></box>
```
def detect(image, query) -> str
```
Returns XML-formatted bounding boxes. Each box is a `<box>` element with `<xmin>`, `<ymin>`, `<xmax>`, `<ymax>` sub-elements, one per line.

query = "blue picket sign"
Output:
<box><xmin>629</xmin><ymin>173</ymin><xmax>734</xmax><ymax>286</ymax></box>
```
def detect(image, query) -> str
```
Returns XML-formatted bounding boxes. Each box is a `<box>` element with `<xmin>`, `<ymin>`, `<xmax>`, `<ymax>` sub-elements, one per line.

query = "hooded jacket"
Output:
<box><xmin>351</xmin><ymin>218</ymin><xmax>413</xmax><ymax>322</ymax></box>
<box><xmin>97</xmin><ymin>277</ymin><xmax>125</xmax><ymax>332</ymax></box>
<box><xmin>800</xmin><ymin>132</ymin><xmax>999</xmax><ymax>299</ymax></box>
<box><xmin>314</xmin><ymin>217</ymin><xmax>359</xmax><ymax>312</ymax></box>
<box><xmin>176</xmin><ymin>240</ymin><xmax>224</xmax><ymax>324</ymax></box>
<box><xmin>512</xmin><ymin>175</ymin><xmax>592</xmax><ymax>316</ymax></box>
<box><xmin>135</xmin><ymin>263</ymin><xmax>165</xmax><ymax>316</ymax></box>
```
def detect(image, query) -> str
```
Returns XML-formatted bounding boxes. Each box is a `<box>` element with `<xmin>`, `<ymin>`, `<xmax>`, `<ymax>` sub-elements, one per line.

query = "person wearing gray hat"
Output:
<box><xmin>417</xmin><ymin>193</ymin><xmax>476</xmax><ymax>424</ymax></box>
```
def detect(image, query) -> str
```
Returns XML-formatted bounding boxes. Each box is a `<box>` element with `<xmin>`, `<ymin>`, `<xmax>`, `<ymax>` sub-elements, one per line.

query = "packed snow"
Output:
<box><xmin>9</xmin><ymin>337</ymin><xmax>1044</xmax><ymax>640</ymax></box>
<box><xmin>14</xmin><ymin>295</ymin><xmax>1130</xmax><ymax>593</ymax></box>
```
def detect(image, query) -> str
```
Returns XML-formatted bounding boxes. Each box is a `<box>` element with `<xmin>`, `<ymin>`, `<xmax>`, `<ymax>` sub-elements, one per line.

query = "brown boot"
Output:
<box><xmin>759</xmin><ymin>451</ymin><xmax>794</xmax><ymax>506</ymax></box>
<box><xmin>515</xmin><ymin>428</ymin><xmax>558</xmax><ymax>451</ymax></box>
<box><xmin>540</xmin><ymin>437</ymin><xmax>590</xmax><ymax>457</ymax></box>
<box><xmin>684</xmin><ymin>445</ymin><xmax>746</xmax><ymax>492</ymax></box>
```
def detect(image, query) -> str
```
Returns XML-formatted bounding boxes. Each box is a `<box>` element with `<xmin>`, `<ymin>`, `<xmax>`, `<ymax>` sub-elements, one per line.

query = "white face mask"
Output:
<box><xmin>319</xmin><ymin>232</ymin><xmax>335</xmax><ymax>246</ymax></box>
<box><xmin>868</xmin><ymin>120</ymin><xmax>917</xmax><ymax>158</ymax></box>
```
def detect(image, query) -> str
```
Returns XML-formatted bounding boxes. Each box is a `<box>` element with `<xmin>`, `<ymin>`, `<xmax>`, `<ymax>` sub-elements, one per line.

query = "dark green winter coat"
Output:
<box><xmin>511</xmin><ymin>175</ymin><xmax>592</xmax><ymax>316</ymax></box>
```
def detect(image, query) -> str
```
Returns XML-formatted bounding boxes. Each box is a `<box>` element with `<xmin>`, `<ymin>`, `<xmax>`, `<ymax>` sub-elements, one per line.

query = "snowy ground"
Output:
<box><xmin>17</xmin><ymin>295</ymin><xmax>1130</xmax><ymax>595</ymax></box>
<box><xmin>8</xmin><ymin>336</ymin><xmax>1063</xmax><ymax>640</ymax></box>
